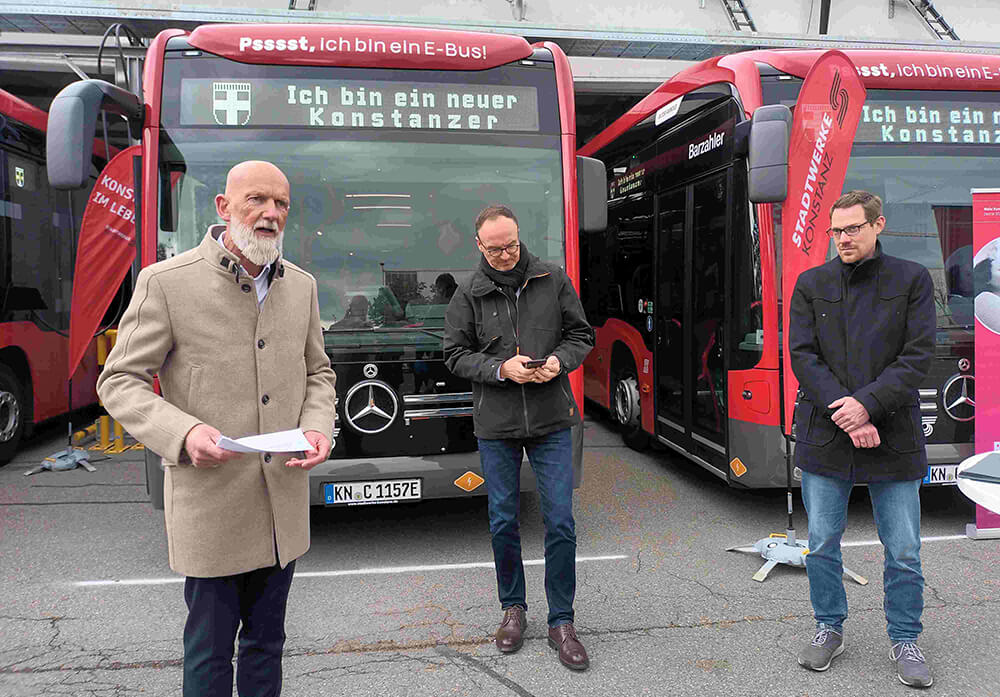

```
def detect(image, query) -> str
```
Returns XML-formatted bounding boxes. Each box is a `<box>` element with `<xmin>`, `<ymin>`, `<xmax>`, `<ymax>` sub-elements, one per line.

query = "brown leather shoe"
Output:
<box><xmin>547</xmin><ymin>623</ymin><xmax>590</xmax><ymax>670</ymax></box>
<box><xmin>495</xmin><ymin>606</ymin><xmax>527</xmax><ymax>653</ymax></box>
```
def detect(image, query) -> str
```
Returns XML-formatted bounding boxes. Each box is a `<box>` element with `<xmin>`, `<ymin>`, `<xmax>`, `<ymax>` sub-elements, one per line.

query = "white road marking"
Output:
<box><xmin>74</xmin><ymin>554</ymin><xmax>628</xmax><ymax>587</ymax></box>
<box><xmin>840</xmin><ymin>534</ymin><xmax>967</xmax><ymax>548</ymax></box>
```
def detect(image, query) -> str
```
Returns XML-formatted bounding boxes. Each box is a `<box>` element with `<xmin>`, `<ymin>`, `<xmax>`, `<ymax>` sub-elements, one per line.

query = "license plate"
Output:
<box><xmin>324</xmin><ymin>479</ymin><xmax>422</xmax><ymax>505</ymax></box>
<box><xmin>923</xmin><ymin>465</ymin><xmax>959</xmax><ymax>485</ymax></box>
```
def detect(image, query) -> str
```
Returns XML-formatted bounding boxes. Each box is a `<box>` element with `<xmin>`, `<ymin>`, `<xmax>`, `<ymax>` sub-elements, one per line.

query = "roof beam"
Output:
<box><xmin>2</xmin><ymin>4</ymin><xmax>1000</xmax><ymax>55</ymax></box>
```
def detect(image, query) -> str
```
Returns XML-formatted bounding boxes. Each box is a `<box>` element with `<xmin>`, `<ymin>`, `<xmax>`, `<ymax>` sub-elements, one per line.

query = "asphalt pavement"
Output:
<box><xmin>1</xmin><ymin>412</ymin><xmax>998</xmax><ymax>696</ymax></box>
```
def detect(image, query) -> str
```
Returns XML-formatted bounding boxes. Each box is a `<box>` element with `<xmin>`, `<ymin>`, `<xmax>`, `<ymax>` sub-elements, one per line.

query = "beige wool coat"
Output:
<box><xmin>98</xmin><ymin>228</ymin><xmax>337</xmax><ymax>578</ymax></box>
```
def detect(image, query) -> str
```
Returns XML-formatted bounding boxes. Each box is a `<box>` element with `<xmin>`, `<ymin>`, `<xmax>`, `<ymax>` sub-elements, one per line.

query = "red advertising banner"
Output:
<box><xmin>971</xmin><ymin>189</ymin><xmax>1000</xmax><ymax>527</ymax></box>
<box><xmin>781</xmin><ymin>51</ymin><xmax>867</xmax><ymax>435</ymax></box>
<box><xmin>68</xmin><ymin>145</ymin><xmax>141</xmax><ymax>377</ymax></box>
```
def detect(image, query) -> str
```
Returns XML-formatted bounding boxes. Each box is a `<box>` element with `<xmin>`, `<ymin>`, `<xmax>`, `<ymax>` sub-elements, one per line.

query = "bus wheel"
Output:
<box><xmin>0</xmin><ymin>366</ymin><xmax>25</xmax><ymax>466</ymax></box>
<box><xmin>613</xmin><ymin>371</ymin><xmax>648</xmax><ymax>451</ymax></box>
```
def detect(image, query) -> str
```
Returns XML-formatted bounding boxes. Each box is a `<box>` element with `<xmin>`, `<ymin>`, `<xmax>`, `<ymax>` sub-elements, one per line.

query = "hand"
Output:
<box><xmin>285</xmin><ymin>430</ymin><xmax>331</xmax><ymax>470</ymax></box>
<box><xmin>533</xmin><ymin>355</ymin><xmax>562</xmax><ymax>383</ymax></box>
<box><xmin>828</xmin><ymin>396</ymin><xmax>870</xmax><ymax>433</ymax></box>
<box><xmin>500</xmin><ymin>355</ymin><xmax>541</xmax><ymax>384</ymax></box>
<box><xmin>184</xmin><ymin>424</ymin><xmax>239</xmax><ymax>468</ymax></box>
<box><xmin>848</xmin><ymin>422</ymin><xmax>881</xmax><ymax>449</ymax></box>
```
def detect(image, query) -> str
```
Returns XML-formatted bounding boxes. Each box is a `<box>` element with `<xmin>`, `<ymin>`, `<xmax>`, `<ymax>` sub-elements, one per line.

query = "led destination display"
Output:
<box><xmin>180</xmin><ymin>78</ymin><xmax>540</xmax><ymax>132</ymax></box>
<box><xmin>856</xmin><ymin>98</ymin><xmax>1000</xmax><ymax>145</ymax></box>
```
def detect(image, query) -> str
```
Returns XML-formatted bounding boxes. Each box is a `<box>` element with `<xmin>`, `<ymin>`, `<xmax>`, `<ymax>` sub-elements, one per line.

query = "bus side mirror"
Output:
<box><xmin>747</xmin><ymin>104</ymin><xmax>792</xmax><ymax>204</ymax></box>
<box><xmin>47</xmin><ymin>79</ymin><xmax>144</xmax><ymax>190</ymax></box>
<box><xmin>577</xmin><ymin>155</ymin><xmax>607</xmax><ymax>233</ymax></box>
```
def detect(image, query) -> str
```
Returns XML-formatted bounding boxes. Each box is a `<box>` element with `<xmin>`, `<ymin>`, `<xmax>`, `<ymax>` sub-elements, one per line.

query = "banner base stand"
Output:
<box><xmin>965</xmin><ymin>522</ymin><xmax>1000</xmax><ymax>540</ymax></box>
<box><xmin>727</xmin><ymin>529</ymin><xmax>868</xmax><ymax>585</ymax></box>
<box><xmin>731</xmin><ymin>443</ymin><xmax>867</xmax><ymax>584</ymax></box>
<box><xmin>25</xmin><ymin>448</ymin><xmax>95</xmax><ymax>476</ymax></box>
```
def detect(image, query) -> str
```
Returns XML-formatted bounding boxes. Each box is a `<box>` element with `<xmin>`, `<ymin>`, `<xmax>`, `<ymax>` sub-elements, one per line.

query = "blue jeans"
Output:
<box><xmin>183</xmin><ymin>561</ymin><xmax>295</xmax><ymax>697</ymax></box>
<box><xmin>478</xmin><ymin>428</ymin><xmax>576</xmax><ymax>627</ymax></box>
<box><xmin>802</xmin><ymin>471</ymin><xmax>924</xmax><ymax>642</ymax></box>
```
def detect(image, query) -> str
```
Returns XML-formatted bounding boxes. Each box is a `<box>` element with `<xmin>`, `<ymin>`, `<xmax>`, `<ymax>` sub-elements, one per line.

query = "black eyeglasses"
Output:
<box><xmin>477</xmin><ymin>237</ymin><xmax>520</xmax><ymax>258</ymax></box>
<box><xmin>827</xmin><ymin>219</ymin><xmax>876</xmax><ymax>238</ymax></box>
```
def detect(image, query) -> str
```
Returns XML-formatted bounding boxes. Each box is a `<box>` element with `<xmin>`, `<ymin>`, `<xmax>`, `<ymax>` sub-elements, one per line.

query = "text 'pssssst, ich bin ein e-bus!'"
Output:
<box><xmin>237</xmin><ymin>35</ymin><xmax>490</xmax><ymax>62</ymax></box>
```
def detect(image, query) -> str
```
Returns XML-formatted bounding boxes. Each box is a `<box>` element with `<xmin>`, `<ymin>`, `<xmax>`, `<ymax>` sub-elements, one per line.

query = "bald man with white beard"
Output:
<box><xmin>98</xmin><ymin>160</ymin><xmax>336</xmax><ymax>697</ymax></box>
<box><xmin>219</xmin><ymin>161</ymin><xmax>286</xmax><ymax>268</ymax></box>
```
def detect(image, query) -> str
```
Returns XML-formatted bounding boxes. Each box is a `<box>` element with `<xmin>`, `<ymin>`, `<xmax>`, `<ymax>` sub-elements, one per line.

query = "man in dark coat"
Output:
<box><xmin>789</xmin><ymin>190</ymin><xmax>935</xmax><ymax>688</ymax></box>
<box><xmin>444</xmin><ymin>205</ymin><xmax>594</xmax><ymax>671</ymax></box>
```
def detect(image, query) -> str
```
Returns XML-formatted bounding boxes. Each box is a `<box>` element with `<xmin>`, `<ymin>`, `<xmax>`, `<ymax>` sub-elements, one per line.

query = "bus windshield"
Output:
<box><xmin>157</xmin><ymin>56</ymin><xmax>565</xmax><ymax>358</ymax></box>
<box><xmin>765</xmin><ymin>80</ymin><xmax>997</xmax><ymax>343</ymax></box>
<box><xmin>842</xmin><ymin>150</ymin><xmax>991</xmax><ymax>341</ymax></box>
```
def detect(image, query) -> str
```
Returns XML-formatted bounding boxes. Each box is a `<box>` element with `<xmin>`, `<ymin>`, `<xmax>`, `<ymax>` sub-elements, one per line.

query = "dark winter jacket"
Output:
<box><xmin>789</xmin><ymin>242</ymin><xmax>935</xmax><ymax>482</ymax></box>
<box><xmin>444</xmin><ymin>251</ymin><xmax>594</xmax><ymax>439</ymax></box>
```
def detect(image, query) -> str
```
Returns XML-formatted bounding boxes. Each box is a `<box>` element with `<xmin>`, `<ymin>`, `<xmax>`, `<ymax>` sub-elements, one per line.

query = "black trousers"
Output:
<box><xmin>182</xmin><ymin>560</ymin><xmax>295</xmax><ymax>697</ymax></box>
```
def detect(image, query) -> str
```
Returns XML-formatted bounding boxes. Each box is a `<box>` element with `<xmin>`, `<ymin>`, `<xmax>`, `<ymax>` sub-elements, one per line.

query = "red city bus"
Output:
<box><xmin>45</xmin><ymin>24</ymin><xmax>605</xmax><ymax>507</ymax></box>
<box><xmin>579</xmin><ymin>49</ymin><xmax>990</xmax><ymax>488</ymax></box>
<box><xmin>0</xmin><ymin>89</ymin><xmax>103</xmax><ymax>464</ymax></box>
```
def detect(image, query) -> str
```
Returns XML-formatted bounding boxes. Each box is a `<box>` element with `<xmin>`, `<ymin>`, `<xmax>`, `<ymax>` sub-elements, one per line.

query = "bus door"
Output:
<box><xmin>654</xmin><ymin>168</ymin><xmax>730</xmax><ymax>470</ymax></box>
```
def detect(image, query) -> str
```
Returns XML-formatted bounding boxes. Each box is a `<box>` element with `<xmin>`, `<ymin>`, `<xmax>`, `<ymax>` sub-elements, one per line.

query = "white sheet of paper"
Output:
<box><xmin>217</xmin><ymin>428</ymin><xmax>312</xmax><ymax>453</ymax></box>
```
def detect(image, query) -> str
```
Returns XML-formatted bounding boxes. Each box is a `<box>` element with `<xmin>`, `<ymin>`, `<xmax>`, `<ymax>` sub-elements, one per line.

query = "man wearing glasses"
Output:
<box><xmin>444</xmin><ymin>205</ymin><xmax>594</xmax><ymax>670</ymax></box>
<box><xmin>789</xmin><ymin>190</ymin><xmax>936</xmax><ymax>688</ymax></box>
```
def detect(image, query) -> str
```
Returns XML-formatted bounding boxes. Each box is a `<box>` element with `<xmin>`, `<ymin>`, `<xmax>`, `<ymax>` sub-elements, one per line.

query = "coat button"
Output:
<box><xmin>261</xmin><ymin>394</ymin><xmax>270</xmax><ymax>405</ymax></box>
<box><xmin>264</xmin><ymin>453</ymin><xmax>272</xmax><ymax>463</ymax></box>
<box><xmin>258</xmin><ymin>339</ymin><xmax>266</xmax><ymax>349</ymax></box>
<box><xmin>241</xmin><ymin>284</ymin><xmax>252</xmax><ymax>293</ymax></box>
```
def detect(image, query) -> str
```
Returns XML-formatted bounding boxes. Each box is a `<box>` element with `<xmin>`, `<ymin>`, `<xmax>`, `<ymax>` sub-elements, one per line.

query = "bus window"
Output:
<box><xmin>691</xmin><ymin>173</ymin><xmax>727</xmax><ymax>440</ymax></box>
<box><xmin>610</xmin><ymin>194</ymin><xmax>653</xmax><ymax>323</ymax></box>
<box><xmin>656</xmin><ymin>187</ymin><xmax>685</xmax><ymax>424</ymax></box>
<box><xmin>730</xmin><ymin>165</ymin><xmax>763</xmax><ymax>370</ymax></box>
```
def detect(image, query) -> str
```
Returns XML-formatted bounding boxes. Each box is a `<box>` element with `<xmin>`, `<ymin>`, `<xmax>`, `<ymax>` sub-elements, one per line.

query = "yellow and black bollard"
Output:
<box><xmin>89</xmin><ymin>332</ymin><xmax>113</xmax><ymax>451</ymax></box>
<box><xmin>89</xmin><ymin>330</ymin><xmax>143</xmax><ymax>454</ymax></box>
<box><xmin>72</xmin><ymin>422</ymin><xmax>97</xmax><ymax>445</ymax></box>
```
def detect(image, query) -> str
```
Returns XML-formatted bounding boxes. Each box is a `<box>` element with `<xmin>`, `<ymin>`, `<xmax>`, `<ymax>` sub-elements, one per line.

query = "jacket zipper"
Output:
<box><xmin>559</xmin><ymin>382</ymin><xmax>573</xmax><ymax>414</ymax></box>
<box><xmin>844</xmin><ymin>264</ymin><xmax>857</xmax><ymax>478</ymax></box>
<box><xmin>513</xmin><ymin>272</ymin><xmax>550</xmax><ymax>435</ymax></box>
<box><xmin>501</xmin><ymin>294</ymin><xmax>530</xmax><ymax>435</ymax></box>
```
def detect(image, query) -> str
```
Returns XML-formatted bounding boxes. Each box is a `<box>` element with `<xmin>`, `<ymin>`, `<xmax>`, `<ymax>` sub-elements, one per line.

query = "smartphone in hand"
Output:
<box><xmin>522</xmin><ymin>358</ymin><xmax>547</xmax><ymax>369</ymax></box>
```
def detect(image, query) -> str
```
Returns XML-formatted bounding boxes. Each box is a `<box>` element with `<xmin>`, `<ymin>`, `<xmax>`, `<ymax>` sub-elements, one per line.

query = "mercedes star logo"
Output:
<box><xmin>343</xmin><ymin>380</ymin><xmax>399</xmax><ymax>434</ymax></box>
<box><xmin>363</xmin><ymin>363</ymin><xmax>378</xmax><ymax>379</ymax></box>
<box><xmin>941</xmin><ymin>373</ymin><xmax>974</xmax><ymax>422</ymax></box>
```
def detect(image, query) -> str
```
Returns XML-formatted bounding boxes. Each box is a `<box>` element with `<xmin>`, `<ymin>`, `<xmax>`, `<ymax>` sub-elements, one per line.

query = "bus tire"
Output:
<box><xmin>145</xmin><ymin>448</ymin><xmax>165</xmax><ymax>510</ymax></box>
<box><xmin>0</xmin><ymin>365</ymin><xmax>26</xmax><ymax>466</ymax></box>
<box><xmin>612</xmin><ymin>369</ymin><xmax>648</xmax><ymax>451</ymax></box>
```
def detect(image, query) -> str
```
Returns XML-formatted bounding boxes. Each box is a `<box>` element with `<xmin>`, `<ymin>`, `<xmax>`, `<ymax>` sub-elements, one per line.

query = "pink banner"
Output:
<box><xmin>972</xmin><ymin>189</ymin><xmax>1000</xmax><ymax>527</ymax></box>
<box><xmin>781</xmin><ymin>51</ymin><xmax>867</xmax><ymax>434</ymax></box>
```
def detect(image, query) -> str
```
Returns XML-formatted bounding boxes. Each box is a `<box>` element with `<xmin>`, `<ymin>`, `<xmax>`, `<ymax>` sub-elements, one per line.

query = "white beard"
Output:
<box><xmin>230</xmin><ymin>219</ymin><xmax>282</xmax><ymax>266</ymax></box>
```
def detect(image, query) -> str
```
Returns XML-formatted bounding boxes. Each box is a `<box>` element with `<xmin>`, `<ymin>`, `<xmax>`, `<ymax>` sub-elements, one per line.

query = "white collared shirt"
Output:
<box><xmin>216</xmin><ymin>230</ymin><xmax>271</xmax><ymax>306</ymax></box>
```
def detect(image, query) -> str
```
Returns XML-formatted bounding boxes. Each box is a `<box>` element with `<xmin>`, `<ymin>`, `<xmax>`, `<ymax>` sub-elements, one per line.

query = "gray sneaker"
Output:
<box><xmin>891</xmin><ymin>642</ymin><xmax>933</xmax><ymax>688</ymax></box>
<box><xmin>798</xmin><ymin>627</ymin><xmax>844</xmax><ymax>671</ymax></box>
